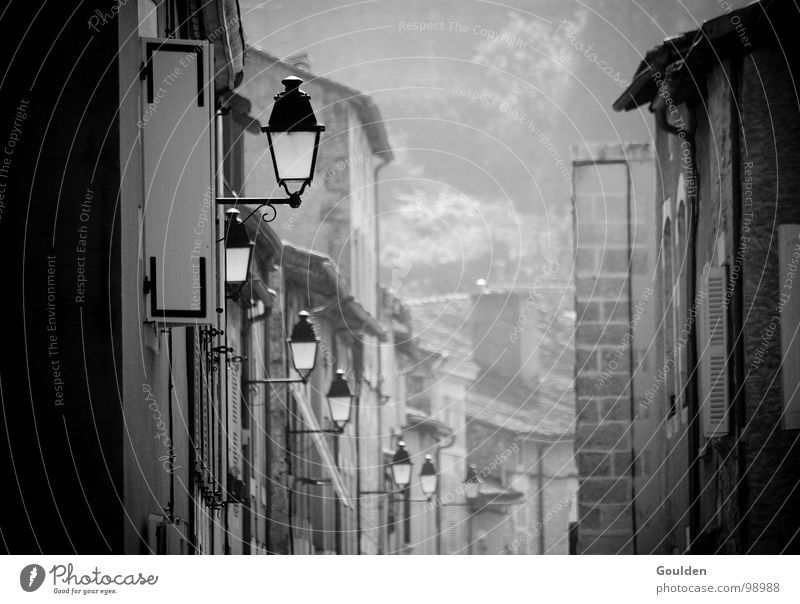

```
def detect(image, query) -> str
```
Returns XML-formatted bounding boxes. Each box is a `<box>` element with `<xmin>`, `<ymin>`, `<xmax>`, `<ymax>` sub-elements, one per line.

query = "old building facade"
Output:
<box><xmin>407</xmin><ymin>288</ymin><xmax>577</xmax><ymax>554</ymax></box>
<box><xmin>0</xmin><ymin>0</ymin><xmax>403</xmax><ymax>555</ymax></box>
<box><xmin>571</xmin><ymin>0</ymin><xmax>800</xmax><ymax>554</ymax></box>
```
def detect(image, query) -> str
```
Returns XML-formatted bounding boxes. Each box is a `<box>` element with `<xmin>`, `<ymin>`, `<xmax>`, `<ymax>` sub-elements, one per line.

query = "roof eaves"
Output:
<box><xmin>245</xmin><ymin>46</ymin><xmax>393</xmax><ymax>161</ymax></box>
<box><xmin>281</xmin><ymin>243</ymin><xmax>386</xmax><ymax>340</ymax></box>
<box><xmin>613</xmin><ymin>0</ymin><xmax>774</xmax><ymax>112</ymax></box>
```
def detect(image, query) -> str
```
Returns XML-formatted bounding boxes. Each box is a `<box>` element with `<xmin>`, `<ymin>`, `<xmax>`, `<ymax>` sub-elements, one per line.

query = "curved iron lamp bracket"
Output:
<box><xmin>216</xmin><ymin>194</ymin><xmax>302</xmax><ymax>223</ymax></box>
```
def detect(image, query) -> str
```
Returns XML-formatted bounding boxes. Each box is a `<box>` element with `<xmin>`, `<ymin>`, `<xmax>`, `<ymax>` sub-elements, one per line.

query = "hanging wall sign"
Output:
<box><xmin>140</xmin><ymin>38</ymin><xmax>215</xmax><ymax>324</ymax></box>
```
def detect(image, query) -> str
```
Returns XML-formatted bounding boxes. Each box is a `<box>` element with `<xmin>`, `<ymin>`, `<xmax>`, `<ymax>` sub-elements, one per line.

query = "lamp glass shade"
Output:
<box><xmin>464</xmin><ymin>464</ymin><xmax>481</xmax><ymax>500</ymax></box>
<box><xmin>223</xmin><ymin>209</ymin><xmax>254</xmax><ymax>284</ymax></box>
<box><xmin>390</xmin><ymin>442</ymin><xmax>412</xmax><ymax>487</ymax></box>
<box><xmin>391</xmin><ymin>462</ymin><xmax>412</xmax><ymax>488</ymax></box>
<box><xmin>326</xmin><ymin>370</ymin><xmax>353</xmax><ymax>429</ymax></box>
<box><xmin>263</xmin><ymin>77</ymin><xmax>325</xmax><ymax>196</ymax></box>
<box><xmin>266</xmin><ymin>130</ymin><xmax>319</xmax><ymax>192</ymax></box>
<box><xmin>225</xmin><ymin>247</ymin><xmax>252</xmax><ymax>284</ymax></box>
<box><xmin>288</xmin><ymin>341</ymin><xmax>317</xmax><ymax>373</ymax></box>
<box><xmin>419</xmin><ymin>456</ymin><xmax>438</xmax><ymax>497</ymax></box>
<box><xmin>288</xmin><ymin>311</ymin><xmax>319</xmax><ymax>376</ymax></box>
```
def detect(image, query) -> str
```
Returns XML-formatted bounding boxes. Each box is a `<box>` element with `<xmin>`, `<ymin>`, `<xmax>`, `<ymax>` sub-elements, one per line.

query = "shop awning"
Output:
<box><xmin>290</xmin><ymin>384</ymin><xmax>352</xmax><ymax>508</ymax></box>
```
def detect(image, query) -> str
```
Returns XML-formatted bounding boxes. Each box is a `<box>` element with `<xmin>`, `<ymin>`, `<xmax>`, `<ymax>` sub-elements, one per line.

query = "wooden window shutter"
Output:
<box><xmin>445</xmin><ymin>519</ymin><xmax>458</xmax><ymax>554</ymax></box>
<box><xmin>699</xmin><ymin>266</ymin><xmax>729</xmax><ymax>437</ymax></box>
<box><xmin>140</xmin><ymin>38</ymin><xmax>216</xmax><ymax>324</ymax></box>
<box><xmin>516</xmin><ymin>531</ymin><xmax>528</xmax><ymax>554</ymax></box>
<box><xmin>779</xmin><ymin>225</ymin><xmax>800</xmax><ymax>429</ymax></box>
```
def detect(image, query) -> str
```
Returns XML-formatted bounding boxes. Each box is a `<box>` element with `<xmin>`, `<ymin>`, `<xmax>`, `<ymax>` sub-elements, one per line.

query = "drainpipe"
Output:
<box><xmin>685</xmin><ymin>119</ymin><xmax>701</xmax><ymax>554</ymax></box>
<box><xmin>435</xmin><ymin>432</ymin><xmax>457</xmax><ymax>555</ymax></box>
<box><xmin>729</xmin><ymin>57</ymin><xmax>749</xmax><ymax>553</ymax></box>
<box><xmin>355</xmin><ymin>343</ymin><xmax>363</xmax><ymax>555</ymax></box>
<box><xmin>624</xmin><ymin>159</ymin><xmax>639</xmax><ymax>555</ymax></box>
<box><xmin>263</xmin><ymin>302</ymin><xmax>273</xmax><ymax>553</ymax></box>
<box><xmin>166</xmin><ymin>328</ymin><xmax>176</xmax><ymax>527</ymax></box>
<box><xmin>215</xmin><ymin>108</ymin><xmax>232</xmax><ymax>555</ymax></box>
<box><xmin>537</xmin><ymin>443</ymin><xmax>546</xmax><ymax>554</ymax></box>
<box><xmin>371</xmin><ymin>152</ymin><xmax>391</xmax><ymax>554</ymax></box>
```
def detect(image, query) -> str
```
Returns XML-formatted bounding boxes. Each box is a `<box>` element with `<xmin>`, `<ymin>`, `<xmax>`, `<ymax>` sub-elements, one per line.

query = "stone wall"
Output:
<box><xmin>571</xmin><ymin>143</ymin><xmax>661</xmax><ymax>553</ymax></box>
<box><xmin>647</xmin><ymin>41</ymin><xmax>800</xmax><ymax>554</ymax></box>
<box><xmin>739</xmin><ymin>44</ymin><xmax>800</xmax><ymax>553</ymax></box>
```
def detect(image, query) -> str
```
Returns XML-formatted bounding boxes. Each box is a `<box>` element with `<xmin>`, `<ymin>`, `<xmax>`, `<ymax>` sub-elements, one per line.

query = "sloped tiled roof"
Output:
<box><xmin>281</xmin><ymin>243</ymin><xmax>385</xmax><ymax>339</ymax></box>
<box><xmin>613</xmin><ymin>0</ymin><xmax>779</xmax><ymax>111</ymax></box>
<box><xmin>406</xmin><ymin>289</ymin><xmax>575</xmax><ymax>438</ymax></box>
<box><xmin>528</xmin><ymin>288</ymin><xmax>576</xmax><ymax>435</ymax></box>
<box><xmin>404</xmin><ymin>294</ymin><xmax>475</xmax><ymax>366</ymax></box>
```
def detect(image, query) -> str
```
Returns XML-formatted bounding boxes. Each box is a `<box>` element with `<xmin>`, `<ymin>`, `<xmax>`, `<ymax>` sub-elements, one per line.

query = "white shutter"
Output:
<box><xmin>227</xmin><ymin>313</ymin><xmax>242</xmax><ymax>522</ymax></box>
<box><xmin>445</xmin><ymin>520</ymin><xmax>458</xmax><ymax>554</ymax></box>
<box><xmin>699</xmin><ymin>266</ymin><xmax>729</xmax><ymax>437</ymax></box>
<box><xmin>568</xmin><ymin>490</ymin><xmax>578</xmax><ymax>523</ymax></box>
<box><xmin>516</xmin><ymin>531</ymin><xmax>528</xmax><ymax>554</ymax></box>
<box><xmin>140</xmin><ymin>38</ymin><xmax>215</xmax><ymax>324</ymax></box>
<box><xmin>779</xmin><ymin>225</ymin><xmax>800</xmax><ymax>429</ymax></box>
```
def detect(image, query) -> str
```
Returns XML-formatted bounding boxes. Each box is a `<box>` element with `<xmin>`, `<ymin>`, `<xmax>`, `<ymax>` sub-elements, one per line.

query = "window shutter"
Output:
<box><xmin>779</xmin><ymin>225</ymin><xmax>800</xmax><ymax>429</ymax></box>
<box><xmin>227</xmin><ymin>340</ymin><xmax>242</xmax><ymax>520</ymax></box>
<box><xmin>568</xmin><ymin>490</ymin><xmax>578</xmax><ymax>524</ymax></box>
<box><xmin>445</xmin><ymin>520</ymin><xmax>458</xmax><ymax>554</ymax></box>
<box><xmin>140</xmin><ymin>38</ymin><xmax>215</xmax><ymax>324</ymax></box>
<box><xmin>517</xmin><ymin>501</ymin><xmax>528</xmax><ymax>527</ymax></box>
<box><xmin>699</xmin><ymin>266</ymin><xmax>729</xmax><ymax>437</ymax></box>
<box><xmin>516</xmin><ymin>531</ymin><xmax>528</xmax><ymax>554</ymax></box>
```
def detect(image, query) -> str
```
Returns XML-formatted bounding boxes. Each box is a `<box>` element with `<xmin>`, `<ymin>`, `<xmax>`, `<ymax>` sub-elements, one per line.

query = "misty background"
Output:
<box><xmin>239</xmin><ymin>0</ymin><xmax>750</xmax><ymax>297</ymax></box>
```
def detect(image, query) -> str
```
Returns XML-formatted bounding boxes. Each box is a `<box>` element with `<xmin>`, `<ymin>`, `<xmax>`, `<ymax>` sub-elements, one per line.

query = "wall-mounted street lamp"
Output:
<box><xmin>290</xmin><ymin>367</ymin><xmax>355</xmax><ymax>436</ymax></box>
<box><xmin>217</xmin><ymin>77</ymin><xmax>325</xmax><ymax>223</ymax></box>
<box><xmin>326</xmin><ymin>369</ymin><xmax>354</xmax><ymax>430</ymax></box>
<box><xmin>390</xmin><ymin>441</ymin><xmax>413</xmax><ymax>489</ymax></box>
<box><xmin>246</xmin><ymin>311</ymin><xmax>319</xmax><ymax>385</ymax></box>
<box><xmin>363</xmin><ymin>443</ymin><xmax>437</xmax><ymax>498</ymax></box>
<box><xmin>263</xmin><ymin>76</ymin><xmax>325</xmax><ymax>199</ymax></box>
<box><xmin>287</xmin><ymin>311</ymin><xmax>319</xmax><ymax>381</ymax></box>
<box><xmin>464</xmin><ymin>463</ymin><xmax>481</xmax><ymax>501</ymax></box>
<box><xmin>223</xmin><ymin>209</ymin><xmax>255</xmax><ymax>299</ymax></box>
<box><xmin>358</xmin><ymin>442</ymin><xmax>439</xmax><ymax>553</ymax></box>
<box><xmin>419</xmin><ymin>455</ymin><xmax>438</xmax><ymax>500</ymax></box>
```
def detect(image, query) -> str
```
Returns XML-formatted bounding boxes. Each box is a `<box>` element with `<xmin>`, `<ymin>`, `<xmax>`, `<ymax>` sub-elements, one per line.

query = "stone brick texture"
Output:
<box><xmin>652</xmin><ymin>43</ymin><xmax>800</xmax><ymax>554</ymax></box>
<box><xmin>572</xmin><ymin>145</ymin><xmax>661</xmax><ymax>553</ymax></box>
<box><xmin>738</xmin><ymin>45</ymin><xmax>800</xmax><ymax>553</ymax></box>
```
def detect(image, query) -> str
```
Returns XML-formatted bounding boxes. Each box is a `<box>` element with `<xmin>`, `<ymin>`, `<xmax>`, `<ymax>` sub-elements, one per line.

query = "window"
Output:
<box><xmin>138</xmin><ymin>0</ymin><xmax>159</xmax><ymax>37</ymax></box>
<box><xmin>516</xmin><ymin>500</ymin><xmax>529</xmax><ymax>527</ymax></box>
<box><xmin>516</xmin><ymin>531</ymin><xmax>528</xmax><ymax>555</ymax></box>
<box><xmin>439</xmin><ymin>395</ymin><xmax>461</xmax><ymax>430</ymax></box>
<box><xmin>348</xmin><ymin>109</ymin><xmax>377</xmax><ymax>314</ymax></box>
<box><xmin>445</xmin><ymin>520</ymin><xmax>459</xmax><ymax>554</ymax></box>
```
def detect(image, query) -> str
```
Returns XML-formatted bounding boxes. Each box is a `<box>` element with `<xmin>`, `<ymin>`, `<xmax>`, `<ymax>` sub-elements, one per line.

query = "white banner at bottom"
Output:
<box><xmin>0</xmin><ymin>555</ymin><xmax>798</xmax><ymax>603</ymax></box>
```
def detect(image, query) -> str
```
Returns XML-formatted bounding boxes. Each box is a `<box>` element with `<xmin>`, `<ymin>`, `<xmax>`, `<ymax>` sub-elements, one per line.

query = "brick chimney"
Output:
<box><xmin>470</xmin><ymin>291</ymin><xmax>539</xmax><ymax>384</ymax></box>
